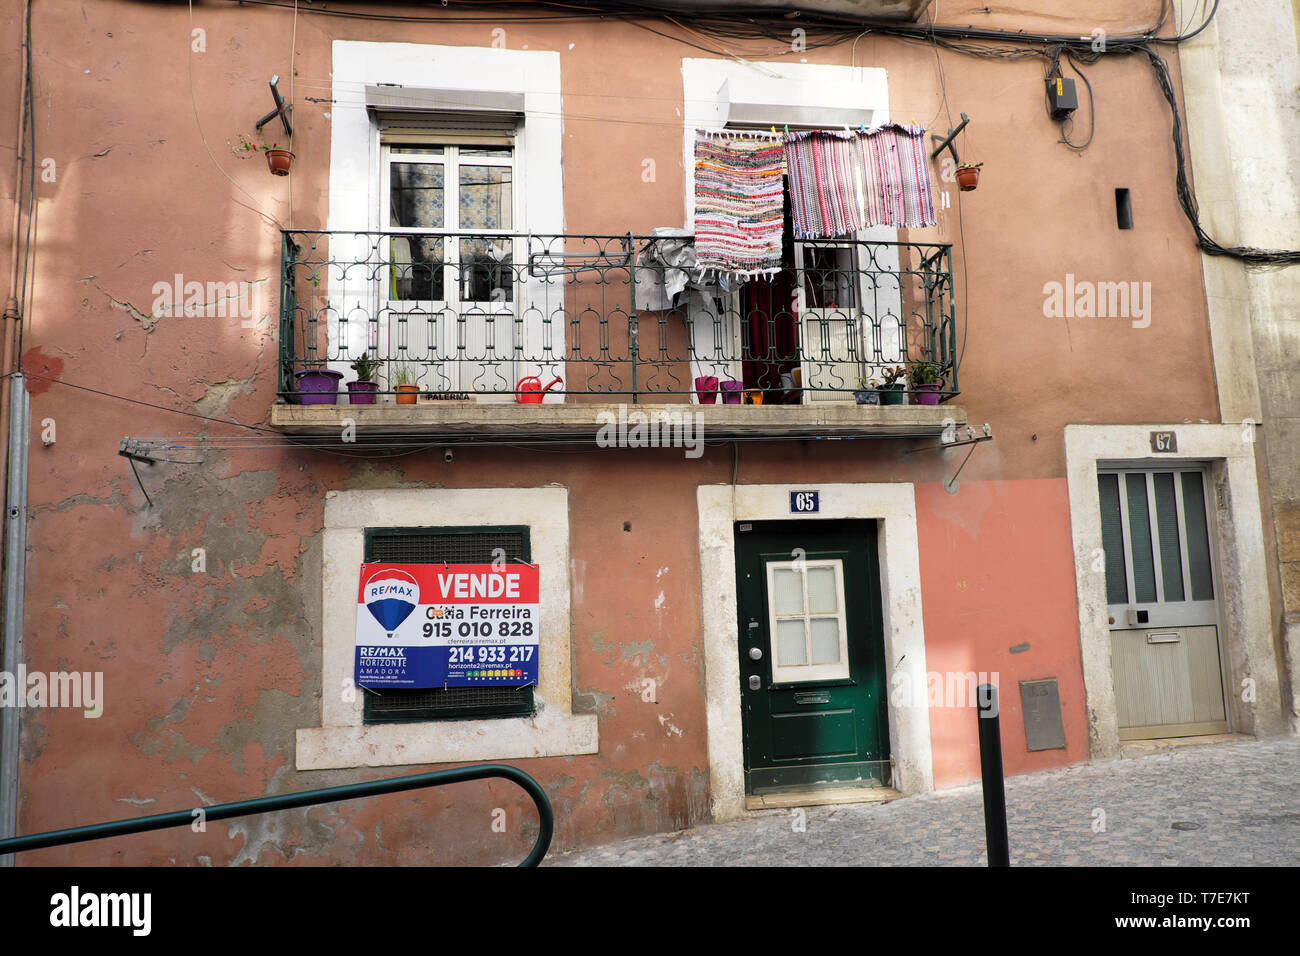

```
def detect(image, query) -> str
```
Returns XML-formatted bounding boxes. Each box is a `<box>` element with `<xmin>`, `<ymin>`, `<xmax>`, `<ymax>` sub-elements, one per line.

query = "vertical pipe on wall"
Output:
<box><xmin>0</xmin><ymin>373</ymin><xmax>30</xmax><ymax>866</ymax></box>
<box><xmin>2</xmin><ymin>0</ymin><xmax>32</xmax><ymax>484</ymax></box>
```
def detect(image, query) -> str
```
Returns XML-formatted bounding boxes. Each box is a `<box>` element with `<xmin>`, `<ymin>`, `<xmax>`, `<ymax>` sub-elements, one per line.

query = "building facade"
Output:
<box><xmin>1</xmin><ymin>0</ymin><xmax>1295</xmax><ymax>865</ymax></box>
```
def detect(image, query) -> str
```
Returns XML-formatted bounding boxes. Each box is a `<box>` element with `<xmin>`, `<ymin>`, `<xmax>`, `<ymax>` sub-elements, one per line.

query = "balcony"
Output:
<box><xmin>271</xmin><ymin>230</ymin><xmax>963</xmax><ymax>441</ymax></box>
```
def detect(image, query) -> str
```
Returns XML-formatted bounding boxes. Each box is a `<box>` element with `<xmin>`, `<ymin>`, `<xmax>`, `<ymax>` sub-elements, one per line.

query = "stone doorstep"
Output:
<box><xmin>1118</xmin><ymin>732</ymin><xmax>1251</xmax><ymax>759</ymax></box>
<box><xmin>745</xmin><ymin>786</ymin><xmax>904</xmax><ymax>811</ymax></box>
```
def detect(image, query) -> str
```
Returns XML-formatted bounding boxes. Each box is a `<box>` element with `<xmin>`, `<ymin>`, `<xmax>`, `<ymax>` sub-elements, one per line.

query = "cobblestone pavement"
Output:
<box><xmin>549</xmin><ymin>737</ymin><xmax>1300</xmax><ymax>866</ymax></box>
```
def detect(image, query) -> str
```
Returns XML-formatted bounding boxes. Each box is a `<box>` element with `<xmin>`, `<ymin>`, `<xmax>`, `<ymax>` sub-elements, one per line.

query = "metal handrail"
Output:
<box><xmin>0</xmin><ymin>763</ymin><xmax>554</xmax><ymax>867</ymax></box>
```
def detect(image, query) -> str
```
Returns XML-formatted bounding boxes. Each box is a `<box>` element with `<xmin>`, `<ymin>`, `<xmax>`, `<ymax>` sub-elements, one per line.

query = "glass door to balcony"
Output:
<box><xmin>794</xmin><ymin>232</ymin><xmax>905</xmax><ymax>403</ymax></box>
<box><xmin>382</xmin><ymin>143</ymin><xmax>519</xmax><ymax>398</ymax></box>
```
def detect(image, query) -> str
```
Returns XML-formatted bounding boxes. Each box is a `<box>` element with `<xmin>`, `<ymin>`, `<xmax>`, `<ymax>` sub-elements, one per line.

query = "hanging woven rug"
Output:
<box><xmin>692</xmin><ymin>129</ymin><xmax>787</xmax><ymax>277</ymax></box>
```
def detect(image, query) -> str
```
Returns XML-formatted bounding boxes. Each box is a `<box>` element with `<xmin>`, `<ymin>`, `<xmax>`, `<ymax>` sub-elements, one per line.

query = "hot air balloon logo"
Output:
<box><xmin>364</xmin><ymin>568</ymin><xmax>420</xmax><ymax>636</ymax></box>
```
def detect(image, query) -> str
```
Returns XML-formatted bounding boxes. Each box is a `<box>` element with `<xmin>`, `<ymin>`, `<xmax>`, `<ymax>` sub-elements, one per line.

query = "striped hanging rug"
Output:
<box><xmin>785</xmin><ymin>124</ymin><xmax>937</xmax><ymax>237</ymax></box>
<box><xmin>693</xmin><ymin>130</ymin><xmax>787</xmax><ymax>277</ymax></box>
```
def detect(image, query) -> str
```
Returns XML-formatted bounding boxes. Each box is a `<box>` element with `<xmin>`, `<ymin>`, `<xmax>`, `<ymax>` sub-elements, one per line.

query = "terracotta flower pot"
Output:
<box><xmin>266</xmin><ymin>149</ymin><xmax>295</xmax><ymax>176</ymax></box>
<box><xmin>395</xmin><ymin>384</ymin><xmax>419</xmax><ymax>405</ymax></box>
<box><xmin>956</xmin><ymin>165</ymin><xmax>980</xmax><ymax>191</ymax></box>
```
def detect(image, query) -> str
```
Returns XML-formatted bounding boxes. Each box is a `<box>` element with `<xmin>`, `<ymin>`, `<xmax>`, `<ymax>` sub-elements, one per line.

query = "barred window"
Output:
<box><xmin>362</xmin><ymin>526</ymin><xmax>535</xmax><ymax>723</ymax></box>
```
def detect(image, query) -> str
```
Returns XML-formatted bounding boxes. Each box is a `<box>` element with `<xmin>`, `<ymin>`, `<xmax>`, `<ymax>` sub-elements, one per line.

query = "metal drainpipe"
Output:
<box><xmin>0</xmin><ymin>372</ymin><xmax>29</xmax><ymax>866</ymax></box>
<box><xmin>2</xmin><ymin>0</ymin><xmax>31</xmax><ymax>491</ymax></box>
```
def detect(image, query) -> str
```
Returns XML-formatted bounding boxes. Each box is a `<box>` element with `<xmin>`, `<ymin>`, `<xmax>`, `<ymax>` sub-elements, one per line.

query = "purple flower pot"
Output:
<box><xmin>720</xmin><ymin>380</ymin><xmax>743</xmax><ymax>404</ymax></box>
<box><xmin>914</xmin><ymin>383</ymin><xmax>943</xmax><ymax>406</ymax></box>
<box><xmin>295</xmin><ymin>368</ymin><xmax>344</xmax><ymax>405</ymax></box>
<box><xmin>695</xmin><ymin>376</ymin><xmax>719</xmax><ymax>404</ymax></box>
<box><xmin>347</xmin><ymin>380</ymin><xmax>379</xmax><ymax>405</ymax></box>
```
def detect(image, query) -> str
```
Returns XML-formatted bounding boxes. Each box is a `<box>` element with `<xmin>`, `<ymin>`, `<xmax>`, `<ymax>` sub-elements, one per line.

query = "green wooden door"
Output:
<box><xmin>735</xmin><ymin>519</ymin><xmax>891</xmax><ymax>793</ymax></box>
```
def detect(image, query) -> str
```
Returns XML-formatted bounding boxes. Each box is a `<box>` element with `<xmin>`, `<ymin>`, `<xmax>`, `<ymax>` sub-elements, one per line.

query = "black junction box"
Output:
<box><xmin>1048</xmin><ymin>75</ymin><xmax>1078</xmax><ymax>119</ymax></box>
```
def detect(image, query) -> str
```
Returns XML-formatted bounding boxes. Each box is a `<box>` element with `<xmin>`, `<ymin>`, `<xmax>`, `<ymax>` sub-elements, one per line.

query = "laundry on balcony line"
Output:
<box><xmin>633</xmin><ymin>226</ymin><xmax>730</xmax><ymax>312</ymax></box>
<box><xmin>692</xmin><ymin>129</ymin><xmax>788</xmax><ymax>278</ymax></box>
<box><xmin>783</xmin><ymin>123</ymin><xmax>938</xmax><ymax>236</ymax></box>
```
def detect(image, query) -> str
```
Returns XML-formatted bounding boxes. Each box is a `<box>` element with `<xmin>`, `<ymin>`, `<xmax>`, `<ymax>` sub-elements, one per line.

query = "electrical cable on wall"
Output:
<box><xmin>1045</xmin><ymin>46</ymin><xmax>1095</xmax><ymax>151</ymax></box>
<box><xmin>223</xmin><ymin>0</ymin><xmax>1295</xmax><ymax>266</ymax></box>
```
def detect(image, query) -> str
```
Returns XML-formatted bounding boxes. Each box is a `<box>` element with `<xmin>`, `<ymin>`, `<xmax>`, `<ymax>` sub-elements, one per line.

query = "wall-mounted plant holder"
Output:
<box><xmin>255</xmin><ymin>74</ymin><xmax>293</xmax><ymax>138</ymax></box>
<box><xmin>930</xmin><ymin>112</ymin><xmax>971</xmax><ymax>165</ymax></box>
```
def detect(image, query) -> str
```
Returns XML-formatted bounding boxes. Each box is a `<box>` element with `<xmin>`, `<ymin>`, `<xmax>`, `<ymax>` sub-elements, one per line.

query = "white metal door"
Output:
<box><xmin>1098</xmin><ymin>468</ymin><xmax>1228</xmax><ymax>739</ymax></box>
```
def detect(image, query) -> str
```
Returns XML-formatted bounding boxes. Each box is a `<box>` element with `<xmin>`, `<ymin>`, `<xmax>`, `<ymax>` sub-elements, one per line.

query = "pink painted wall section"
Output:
<box><xmin>915</xmin><ymin>479</ymin><xmax>1088</xmax><ymax>789</ymax></box>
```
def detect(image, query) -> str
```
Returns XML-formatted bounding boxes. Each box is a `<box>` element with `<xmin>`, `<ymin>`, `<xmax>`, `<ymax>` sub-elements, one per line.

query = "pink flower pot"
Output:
<box><xmin>347</xmin><ymin>381</ymin><xmax>379</xmax><ymax>405</ymax></box>
<box><xmin>720</xmin><ymin>380</ymin><xmax>743</xmax><ymax>404</ymax></box>
<box><xmin>914</xmin><ymin>383</ymin><xmax>943</xmax><ymax>406</ymax></box>
<box><xmin>695</xmin><ymin>376</ymin><xmax>719</xmax><ymax>404</ymax></box>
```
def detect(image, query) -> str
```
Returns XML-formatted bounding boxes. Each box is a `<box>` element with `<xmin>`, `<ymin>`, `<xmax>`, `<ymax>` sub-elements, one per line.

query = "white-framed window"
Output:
<box><xmin>382</xmin><ymin>141</ymin><xmax>516</xmax><ymax>306</ymax></box>
<box><xmin>325</xmin><ymin>43</ymin><xmax>564</xmax><ymax>398</ymax></box>
<box><xmin>295</xmin><ymin>487</ymin><xmax>598</xmax><ymax>771</ymax></box>
<box><xmin>765</xmin><ymin>558</ymin><xmax>851</xmax><ymax>684</ymax></box>
<box><xmin>375</xmin><ymin>116</ymin><xmax>522</xmax><ymax>396</ymax></box>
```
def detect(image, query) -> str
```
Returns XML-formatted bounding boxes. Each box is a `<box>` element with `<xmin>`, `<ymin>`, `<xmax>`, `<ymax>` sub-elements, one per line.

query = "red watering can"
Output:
<box><xmin>515</xmin><ymin>375</ymin><xmax>562</xmax><ymax>404</ymax></box>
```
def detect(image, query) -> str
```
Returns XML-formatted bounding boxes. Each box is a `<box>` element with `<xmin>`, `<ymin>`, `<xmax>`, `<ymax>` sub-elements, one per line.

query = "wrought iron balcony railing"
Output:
<box><xmin>277</xmin><ymin>230</ymin><xmax>957</xmax><ymax>404</ymax></box>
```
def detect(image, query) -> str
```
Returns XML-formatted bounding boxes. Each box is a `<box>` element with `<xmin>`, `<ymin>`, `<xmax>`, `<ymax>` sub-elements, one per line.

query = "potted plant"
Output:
<box><xmin>878</xmin><ymin>365</ymin><xmax>906</xmax><ymax>405</ymax></box>
<box><xmin>264</xmin><ymin>143</ymin><xmax>294</xmax><ymax>176</ymax></box>
<box><xmin>854</xmin><ymin>377</ymin><xmax>881</xmax><ymax>405</ymax></box>
<box><xmin>955</xmin><ymin>162</ymin><xmax>982</xmax><ymax>192</ymax></box>
<box><xmin>694</xmin><ymin>375</ymin><xmax>719</xmax><ymax>404</ymax></box>
<box><xmin>393</xmin><ymin>364</ymin><xmax>419</xmax><ymax>405</ymax></box>
<box><xmin>240</xmin><ymin>138</ymin><xmax>295</xmax><ymax>175</ymax></box>
<box><xmin>294</xmin><ymin>365</ymin><xmax>344</xmax><ymax>405</ymax></box>
<box><xmin>907</xmin><ymin>359</ymin><xmax>945</xmax><ymax>406</ymax></box>
<box><xmin>347</xmin><ymin>356</ymin><xmax>381</xmax><ymax>405</ymax></box>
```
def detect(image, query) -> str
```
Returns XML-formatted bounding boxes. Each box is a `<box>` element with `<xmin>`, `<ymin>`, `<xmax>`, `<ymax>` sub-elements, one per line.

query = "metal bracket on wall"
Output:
<box><xmin>903</xmin><ymin>423</ymin><xmax>993</xmax><ymax>495</ymax></box>
<box><xmin>119</xmin><ymin>437</ymin><xmax>156</xmax><ymax>507</ymax></box>
<box><xmin>118</xmin><ymin>438</ymin><xmax>201</xmax><ymax>508</ymax></box>
<box><xmin>255</xmin><ymin>75</ymin><xmax>293</xmax><ymax>139</ymax></box>
<box><xmin>929</xmin><ymin>113</ymin><xmax>970</xmax><ymax>165</ymax></box>
<box><xmin>118</xmin><ymin>437</ymin><xmax>158</xmax><ymax>465</ymax></box>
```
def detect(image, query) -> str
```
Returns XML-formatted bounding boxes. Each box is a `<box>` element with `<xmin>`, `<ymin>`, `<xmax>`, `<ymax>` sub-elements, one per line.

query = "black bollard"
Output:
<box><xmin>977</xmin><ymin>683</ymin><xmax>1010</xmax><ymax>867</ymax></box>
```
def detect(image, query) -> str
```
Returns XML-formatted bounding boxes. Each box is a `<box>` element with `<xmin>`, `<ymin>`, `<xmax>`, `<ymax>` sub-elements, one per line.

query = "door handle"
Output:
<box><xmin>748</xmin><ymin>675</ymin><xmax>762</xmax><ymax>690</ymax></box>
<box><xmin>748</xmin><ymin>647</ymin><xmax>763</xmax><ymax>661</ymax></box>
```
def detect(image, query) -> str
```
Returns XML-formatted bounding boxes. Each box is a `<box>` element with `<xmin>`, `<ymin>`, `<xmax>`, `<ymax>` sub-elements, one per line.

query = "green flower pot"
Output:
<box><xmin>878</xmin><ymin>383</ymin><xmax>905</xmax><ymax>406</ymax></box>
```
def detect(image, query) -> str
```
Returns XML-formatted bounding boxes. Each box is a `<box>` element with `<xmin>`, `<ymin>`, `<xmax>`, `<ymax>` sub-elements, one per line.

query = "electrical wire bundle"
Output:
<box><xmin>227</xmin><ymin>0</ymin><xmax>1294</xmax><ymax>265</ymax></box>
